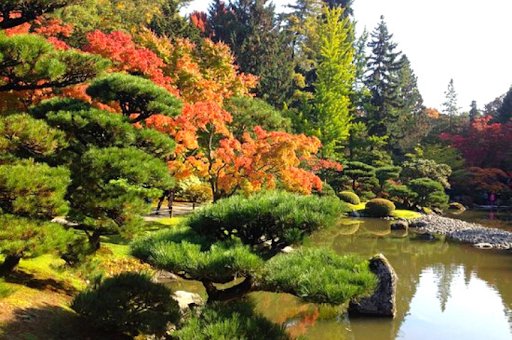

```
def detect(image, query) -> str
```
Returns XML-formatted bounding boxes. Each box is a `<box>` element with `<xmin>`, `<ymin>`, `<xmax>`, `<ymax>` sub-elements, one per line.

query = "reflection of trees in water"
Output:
<box><xmin>432</xmin><ymin>263</ymin><xmax>458</xmax><ymax>312</ymax></box>
<box><xmin>304</xmin><ymin>218</ymin><xmax>512</xmax><ymax>339</ymax></box>
<box><xmin>249</xmin><ymin>218</ymin><xmax>512</xmax><ymax>339</ymax></box>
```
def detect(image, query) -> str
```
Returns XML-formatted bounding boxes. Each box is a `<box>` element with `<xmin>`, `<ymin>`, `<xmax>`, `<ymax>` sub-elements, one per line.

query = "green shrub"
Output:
<box><xmin>338</xmin><ymin>191</ymin><xmax>361</xmax><ymax>205</ymax></box>
<box><xmin>365</xmin><ymin>198</ymin><xmax>396</xmax><ymax>217</ymax></box>
<box><xmin>187</xmin><ymin>191</ymin><xmax>348</xmax><ymax>248</ymax></box>
<box><xmin>175</xmin><ymin>302</ymin><xmax>288</xmax><ymax>340</ymax></box>
<box><xmin>71</xmin><ymin>272</ymin><xmax>180</xmax><ymax>337</ymax></box>
<box><xmin>359</xmin><ymin>191</ymin><xmax>376</xmax><ymax>201</ymax></box>
<box><xmin>387</xmin><ymin>184</ymin><xmax>416</xmax><ymax>209</ymax></box>
<box><xmin>261</xmin><ymin>248</ymin><xmax>377</xmax><ymax>305</ymax></box>
<box><xmin>408</xmin><ymin>178</ymin><xmax>449</xmax><ymax>210</ymax></box>
<box><xmin>314</xmin><ymin>182</ymin><xmax>336</xmax><ymax>197</ymax></box>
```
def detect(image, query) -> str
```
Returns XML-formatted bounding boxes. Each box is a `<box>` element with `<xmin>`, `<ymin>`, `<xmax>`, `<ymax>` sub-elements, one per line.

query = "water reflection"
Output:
<box><xmin>251</xmin><ymin>218</ymin><xmax>512</xmax><ymax>339</ymax></box>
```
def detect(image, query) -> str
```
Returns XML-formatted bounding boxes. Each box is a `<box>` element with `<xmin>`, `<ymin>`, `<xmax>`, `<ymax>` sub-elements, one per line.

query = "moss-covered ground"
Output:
<box><xmin>0</xmin><ymin>216</ymin><xmax>183</xmax><ymax>339</ymax></box>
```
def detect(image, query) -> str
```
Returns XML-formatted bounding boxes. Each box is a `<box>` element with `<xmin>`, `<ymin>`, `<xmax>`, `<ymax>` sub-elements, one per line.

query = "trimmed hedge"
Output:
<box><xmin>338</xmin><ymin>191</ymin><xmax>361</xmax><ymax>205</ymax></box>
<box><xmin>365</xmin><ymin>198</ymin><xmax>396</xmax><ymax>217</ymax></box>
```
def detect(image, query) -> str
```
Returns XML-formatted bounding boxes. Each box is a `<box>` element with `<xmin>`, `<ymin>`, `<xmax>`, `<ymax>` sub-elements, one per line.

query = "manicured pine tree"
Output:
<box><xmin>0</xmin><ymin>16</ymin><xmax>110</xmax><ymax>272</ymax></box>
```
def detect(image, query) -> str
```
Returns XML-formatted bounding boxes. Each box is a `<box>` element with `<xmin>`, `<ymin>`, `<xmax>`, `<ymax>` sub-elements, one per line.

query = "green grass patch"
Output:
<box><xmin>391</xmin><ymin>209</ymin><xmax>422</xmax><ymax>219</ymax></box>
<box><xmin>0</xmin><ymin>279</ymin><xmax>16</xmax><ymax>298</ymax></box>
<box><xmin>18</xmin><ymin>255</ymin><xmax>85</xmax><ymax>290</ymax></box>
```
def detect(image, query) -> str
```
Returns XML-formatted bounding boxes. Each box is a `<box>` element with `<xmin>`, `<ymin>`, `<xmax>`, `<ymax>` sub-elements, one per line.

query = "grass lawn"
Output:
<box><xmin>391</xmin><ymin>209</ymin><xmax>422</xmax><ymax>219</ymax></box>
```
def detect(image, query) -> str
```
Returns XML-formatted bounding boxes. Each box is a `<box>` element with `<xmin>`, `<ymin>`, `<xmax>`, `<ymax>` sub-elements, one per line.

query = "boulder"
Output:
<box><xmin>281</xmin><ymin>246</ymin><xmax>295</xmax><ymax>253</ymax></box>
<box><xmin>348</xmin><ymin>254</ymin><xmax>397</xmax><ymax>318</ymax></box>
<box><xmin>152</xmin><ymin>270</ymin><xmax>179</xmax><ymax>283</ymax></box>
<box><xmin>390</xmin><ymin>220</ymin><xmax>408</xmax><ymax>231</ymax></box>
<box><xmin>409</xmin><ymin>220</ymin><xmax>428</xmax><ymax>228</ymax></box>
<box><xmin>413</xmin><ymin>232</ymin><xmax>438</xmax><ymax>241</ymax></box>
<box><xmin>172</xmin><ymin>290</ymin><xmax>203</xmax><ymax>311</ymax></box>
<box><xmin>348</xmin><ymin>210</ymin><xmax>361</xmax><ymax>218</ymax></box>
<box><xmin>474</xmin><ymin>242</ymin><xmax>493</xmax><ymax>249</ymax></box>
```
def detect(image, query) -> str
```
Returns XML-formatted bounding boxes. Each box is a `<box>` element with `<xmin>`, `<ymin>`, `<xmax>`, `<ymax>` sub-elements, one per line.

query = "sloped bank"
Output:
<box><xmin>411</xmin><ymin>214</ymin><xmax>512</xmax><ymax>249</ymax></box>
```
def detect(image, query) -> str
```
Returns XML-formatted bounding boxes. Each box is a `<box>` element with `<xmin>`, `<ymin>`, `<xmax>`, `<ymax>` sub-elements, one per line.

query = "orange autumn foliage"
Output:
<box><xmin>138</xmin><ymin>30</ymin><xmax>257</xmax><ymax>103</ymax></box>
<box><xmin>148</xmin><ymin>103</ymin><xmax>334</xmax><ymax>199</ymax></box>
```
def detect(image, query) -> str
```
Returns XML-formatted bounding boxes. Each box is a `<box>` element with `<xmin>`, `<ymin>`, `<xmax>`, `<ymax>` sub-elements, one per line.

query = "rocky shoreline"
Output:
<box><xmin>410</xmin><ymin>214</ymin><xmax>512</xmax><ymax>250</ymax></box>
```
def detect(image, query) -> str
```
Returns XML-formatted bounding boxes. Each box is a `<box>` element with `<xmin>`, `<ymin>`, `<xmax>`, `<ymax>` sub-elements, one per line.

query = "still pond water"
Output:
<box><xmin>171</xmin><ymin>212</ymin><xmax>512</xmax><ymax>340</ymax></box>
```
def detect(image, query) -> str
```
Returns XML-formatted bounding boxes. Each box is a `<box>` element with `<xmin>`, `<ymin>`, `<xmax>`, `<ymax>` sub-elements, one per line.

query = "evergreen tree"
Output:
<box><xmin>364</xmin><ymin>16</ymin><xmax>403</xmax><ymax>137</ymax></box>
<box><xmin>442</xmin><ymin>79</ymin><xmax>460</xmax><ymax>128</ymax></box>
<box><xmin>0</xmin><ymin>0</ymin><xmax>73</xmax><ymax>29</ymax></box>
<box><xmin>207</xmin><ymin>0</ymin><xmax>295</xmax><ymax>107</ymax></box>
<box><xmin>496</xmin><ymin>86</ymin><xmax>512</xmax><ymax>123</ymax></box>
<box><xmin>390</xmin><ymin>54</ymin><xmax>425</xmax><ymax>153</ymax></box>
<box><xmin>308</xmin><ymin>6</ymin><xmax>355</xmax><ymax>158</ymax></box>
<box><xmin>148</xmin><ymin>0</ymin><xmax>201</xmax><ymax>41</ymax></box>
<box><xmin>469</xmin><ymin>100</ymin><xmax>480</xmax><ymax>122</ymax></box>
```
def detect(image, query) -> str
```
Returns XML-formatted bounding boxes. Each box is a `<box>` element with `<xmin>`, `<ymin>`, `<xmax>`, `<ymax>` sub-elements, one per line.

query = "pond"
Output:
<box><xmin>252</xmin><ymin>218</ymin><xmax>512</xmax><ymax>339</ymax></box>
<box><xmin>168</xmin><ymin>217</ymin><xmax>512</xmax><ymax>339</ymax></box>
<box><xmin>446</xmin><ymin>209</ymin><xmax>512</xmax><ymax>231</ymax></box>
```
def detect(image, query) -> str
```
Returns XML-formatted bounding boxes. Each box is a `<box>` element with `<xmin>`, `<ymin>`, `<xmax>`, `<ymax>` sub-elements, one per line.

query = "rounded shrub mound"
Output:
<box><xmin>71</xmin><ymin>272</ymin><xmax>180</xmax><ymax>337</ymax></box>
<box><xmin>338</xmin><ymin>191</ymin><xmax>361</xmax><ymax>205</ymax></box>
<box><xmin>365</xmin><ymin>198</ymin><xmax>396</xmax><ymax>217</ymax></box>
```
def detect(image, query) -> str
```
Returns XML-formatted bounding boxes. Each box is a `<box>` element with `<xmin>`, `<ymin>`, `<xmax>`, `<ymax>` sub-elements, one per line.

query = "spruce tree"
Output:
<box><xmin>496</xmin><ymin>86</ymin><xmax>512</xmax><ymax>123</ymax></box>
<box><xmin>364</xmin><ymin>16</ymin><xmax>403</xmax><ymax>137</ymax></box>
<box><xmin>442</xmin><ymin>78</ymin><xmax>460</xmax><ymax>128</ymax></box>
<box><xmin>207</xmin><ymin>0</ymin><xmax>294</xmax><ymax>107</ymax></box>
<box><xmin>469</xmin><ymin>100</ymin><xmax>480</xmax><ymax>122</ymax></box>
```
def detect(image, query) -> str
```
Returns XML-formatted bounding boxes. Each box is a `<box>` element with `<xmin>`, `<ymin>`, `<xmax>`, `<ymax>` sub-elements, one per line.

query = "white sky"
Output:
<box><xmin>184</xmin><ymin>0</ymin><xmax>512</xmax><ymax>111</ymax></box>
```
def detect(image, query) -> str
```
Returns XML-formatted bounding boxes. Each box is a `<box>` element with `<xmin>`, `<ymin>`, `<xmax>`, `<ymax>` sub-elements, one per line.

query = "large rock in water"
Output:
<box><xmin>348</xmin><ymin>254</ymin><xmax>397</xmax><ymax>317</ymax></box>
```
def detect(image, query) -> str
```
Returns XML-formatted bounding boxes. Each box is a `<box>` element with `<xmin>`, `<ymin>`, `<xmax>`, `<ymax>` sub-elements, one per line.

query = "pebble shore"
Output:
<box><xmin>410</xmin><ymin>214</ymin><xmax>512</xmax><ymax>250</ymax></box>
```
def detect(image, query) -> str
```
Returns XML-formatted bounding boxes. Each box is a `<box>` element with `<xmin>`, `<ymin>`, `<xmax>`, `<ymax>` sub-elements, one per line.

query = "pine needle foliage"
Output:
<box><xmin>187</xmin><ymin>191</ymin><xmax>349</xmax><ymax>248</ymax></box>
<box><xmin>261</xmin><ymin>248</ymin><xmax>377</xmax><ymax>304</ymax></box>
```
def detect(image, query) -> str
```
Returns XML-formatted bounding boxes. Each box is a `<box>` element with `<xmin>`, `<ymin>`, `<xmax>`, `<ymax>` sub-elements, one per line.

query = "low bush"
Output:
<box><xmin>338</xmin><ymin>191</ymin><xmax>361</xmax><ymax>205</ymax></box>
<box><xmin>408</xmin><ymin>178</ymin><xmax>449</xmax><ymax>210</ymax></box>
<box><xmin>365</xmin><ymin>198</ymin><xmax>396</xmax><ymax>217</ymax></box>
<box><xmin>187</xmin><ymin>191</ymin><xmax>349</xmax><ymax>248</ymax></box>
<box><xmin>261</xmin><ymin>248</ymin><xmax>377</xmax><ymax>304</ymax></box>
<box><xmin>175</xmin><ymin>301</ymin><xmax>288</xmax><ymax>340</ymax></box>
<box><xmin>71</xmin><ymin>272</ymin><xmax>180</xmax><ymax>337</ymax></box>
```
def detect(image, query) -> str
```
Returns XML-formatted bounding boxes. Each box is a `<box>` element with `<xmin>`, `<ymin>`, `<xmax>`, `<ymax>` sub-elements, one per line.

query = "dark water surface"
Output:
<box><xmin>168</xmin><ymin>217</ymin><xmax>512</xmax><ymax>339</ymax></box>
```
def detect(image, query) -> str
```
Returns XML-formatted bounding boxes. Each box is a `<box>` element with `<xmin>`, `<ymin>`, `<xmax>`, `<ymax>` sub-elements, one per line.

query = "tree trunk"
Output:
<box><xmin>203</xmin><ymin>278</ymin><xmax>254</xmax><ymax>302</ymax></box>
<box><xmin>0</xmin><ymin>255</ymin><xmax>21</xmax><ymax>275</ymax></box>
<box><xmin>88</xmin><ymin>231</ymin><xmax>101</xmax><ymax>251</ymax></box>
<box><xmin>167</xmin><ymin>190</ymin><xmax>175</xmax><ymax>217</ymax></box>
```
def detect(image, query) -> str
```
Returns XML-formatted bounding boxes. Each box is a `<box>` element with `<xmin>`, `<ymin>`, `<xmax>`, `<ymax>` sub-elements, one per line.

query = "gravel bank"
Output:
<box><xmin>410</xmin><ymin>214</ymin><xmax>512</xmax><ymax>250</ymax></box>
